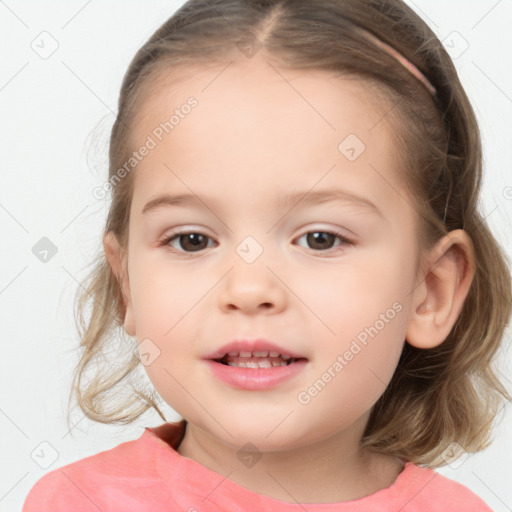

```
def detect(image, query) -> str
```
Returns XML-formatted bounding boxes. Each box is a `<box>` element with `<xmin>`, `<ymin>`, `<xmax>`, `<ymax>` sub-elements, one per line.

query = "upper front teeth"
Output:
<box><xmin>226</xmin><ymin>350</ymin><xmax>292</xmax><ymax>358</ymax></box>
<box><xmin>227</xmin><ymin>360</ymin><xmax>288</xmax><ymax>368</ymax></box>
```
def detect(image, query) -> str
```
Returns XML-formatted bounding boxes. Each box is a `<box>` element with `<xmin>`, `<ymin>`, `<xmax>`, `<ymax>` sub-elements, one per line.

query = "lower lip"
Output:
<box><xmin>205</xmin><ymin>359</ymin><xmax>307</xmax><ymax>390</ymax></box>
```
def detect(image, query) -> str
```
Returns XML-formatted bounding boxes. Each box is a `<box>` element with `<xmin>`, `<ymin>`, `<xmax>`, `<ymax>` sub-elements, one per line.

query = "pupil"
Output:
<box><xmin>307</xmin><ymin>232</ymin><xmax>334</xmax><ymax>250</ymax></box>
<box><xmin>181</xmin><ymin>233</ymin><xmax>207</xmax><ymax>252</ymax></box>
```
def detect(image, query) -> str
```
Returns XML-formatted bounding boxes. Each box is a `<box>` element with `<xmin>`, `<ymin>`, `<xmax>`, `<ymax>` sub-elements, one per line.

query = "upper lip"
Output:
<box><xmin>203</xmin><ymin>338</ymin><xmax>307</xmax><ymax>360</ymax></box>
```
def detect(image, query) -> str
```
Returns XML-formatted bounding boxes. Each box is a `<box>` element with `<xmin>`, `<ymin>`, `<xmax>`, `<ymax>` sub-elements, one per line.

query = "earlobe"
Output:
<box><xmin>103</xmin><ymin>231</ymin><xmax>136</xmax><ymax>336</ymax></box>
<box><xmin>405</xmin><ymin>229</ymin><xmax>475</xmax><ymax>350</ymax></box>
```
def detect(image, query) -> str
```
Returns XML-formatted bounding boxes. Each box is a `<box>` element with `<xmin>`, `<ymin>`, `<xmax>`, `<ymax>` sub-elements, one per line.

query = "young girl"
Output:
<box><xmin>23</xmin><ymin>0</ymin><xmax>511</xmax><ymax>510</ymax></box>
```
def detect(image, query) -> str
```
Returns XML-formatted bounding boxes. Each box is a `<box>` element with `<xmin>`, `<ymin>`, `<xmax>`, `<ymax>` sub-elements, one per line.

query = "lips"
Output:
<box><xmin>203</xmin><ymin>338</ymin><xmax>307</xmax><ymax>363</ymax></box>
<box><xmin>219</xmin><ymin>350</ymin><xmax>294</xmax><ymax>368</ymax></box>
<box><xmin>204</xmin><ymin>339</ymin><xmax>308</xmax><ymax>390</ymax></box>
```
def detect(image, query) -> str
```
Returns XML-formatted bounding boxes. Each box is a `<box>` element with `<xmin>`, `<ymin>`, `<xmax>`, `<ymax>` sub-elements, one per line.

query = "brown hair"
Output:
<box><xmin>68</xmin><ymin>0</ymin><xmax>511</xmax><ymax>467</ymax></box>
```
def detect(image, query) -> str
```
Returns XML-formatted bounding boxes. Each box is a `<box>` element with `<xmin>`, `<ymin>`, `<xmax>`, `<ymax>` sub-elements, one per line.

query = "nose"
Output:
<box><xmin>217</xmin><ymin>259</ymin><xmax>288</xmax><ymax>315</ymax></box>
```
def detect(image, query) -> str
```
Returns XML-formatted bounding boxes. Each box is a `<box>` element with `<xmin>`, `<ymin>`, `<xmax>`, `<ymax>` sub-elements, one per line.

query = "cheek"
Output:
<box><xmin>299</xmin><ymin>245</ymin><xmax>412</xmax><ymax>396</ymax></box>
<box><xmin>302</xmin><ymin>313</ymin><xmax>407</xmax><ymax>429</ymax></box>
<box><xmin>299</xmin><ymin>243</ymin><xmax>415</xmax><ymax>336</ymax></box>
<box><xmin>127</xmin><ymin>252</ymin><xmax>209</xmax><ymax>378</ymax></box>
<box><xmin>128</xmin><ymin>260</ymin><xmax>201</xmax><ymax>410</ymax></box>
<box><xmin>128</xmin><ymin>249</ymin><xmax>197</xmax><ymax>337</ymax></box>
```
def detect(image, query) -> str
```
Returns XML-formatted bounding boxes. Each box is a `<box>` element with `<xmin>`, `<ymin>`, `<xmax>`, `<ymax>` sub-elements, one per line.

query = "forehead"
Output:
<box><xmin>128</xmin><ymin>55</ymin><xmax>405</xmax><ymax>214</ymax></box>
<box><xmin>132</xmin><ymin>55</ymin><xmax>395</xmax><ymax>141</ymax></box>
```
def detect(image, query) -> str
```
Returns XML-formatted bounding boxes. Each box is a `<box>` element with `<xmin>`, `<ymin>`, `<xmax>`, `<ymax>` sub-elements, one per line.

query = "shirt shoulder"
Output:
<box><xmin>393</xmin><ymin>463</ymin><xmax>494</xmax><ymax>512</ymax></box>
<box><xmin>21</xmin><ymin>425</ymin><xmax>183</xmax><ymax>512</ymax></box>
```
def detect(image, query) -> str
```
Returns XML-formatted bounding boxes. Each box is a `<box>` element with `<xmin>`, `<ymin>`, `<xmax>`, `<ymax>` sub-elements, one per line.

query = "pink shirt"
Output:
<box><xmin>22</xmin><ymin>420</ymin><xmax>493</xmax><ymax>511</ymax></box>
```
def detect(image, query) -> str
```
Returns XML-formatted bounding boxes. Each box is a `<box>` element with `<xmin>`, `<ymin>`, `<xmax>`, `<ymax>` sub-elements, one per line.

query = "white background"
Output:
<box><xmin>1</xmin><ymin>1</ymin><xmax>511</xmax><ymax>510</ymax></box>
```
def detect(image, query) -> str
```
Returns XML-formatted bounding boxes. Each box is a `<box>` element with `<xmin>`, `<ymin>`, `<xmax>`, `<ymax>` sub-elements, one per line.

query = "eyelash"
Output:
<box><xmin>159</xmin><ymin>229</ymin><xmax>354</xmax><ymax>255</ymax></box>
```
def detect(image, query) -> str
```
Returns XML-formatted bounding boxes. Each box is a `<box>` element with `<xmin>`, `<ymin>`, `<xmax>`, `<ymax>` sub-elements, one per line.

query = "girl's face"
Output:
<box><xmin>122</xmin><ymin>56</ymin><xmax>421</xmax><ymax>450</ymax></box>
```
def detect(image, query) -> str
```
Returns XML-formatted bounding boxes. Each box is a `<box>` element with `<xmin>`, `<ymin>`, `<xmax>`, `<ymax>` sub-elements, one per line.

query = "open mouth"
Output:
<box><xmin>206</xmin><ymin>344</ymin><xmax>309</xmax><ymax>389</ymax></box>
<box><xmin>215</xmin><ymin>350</ymin><xmax>306</xmax><ymax>368</ymax></box>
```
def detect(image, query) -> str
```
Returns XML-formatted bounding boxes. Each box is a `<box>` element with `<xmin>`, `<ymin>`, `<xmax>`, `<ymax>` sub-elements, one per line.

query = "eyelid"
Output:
<box><xmin>293</xmin><ymin>229</ymin><xmax>354</xmax><ymax>251</ymax></box>
<box><xmin>159</xmin><ymin>226</ymin><xmax>216</xmax><ymax>248</ymax></box>
<box><xmin>159</xmin><ymin>225</ymin><xmax>355</xmax><ymax>255</ymax></box>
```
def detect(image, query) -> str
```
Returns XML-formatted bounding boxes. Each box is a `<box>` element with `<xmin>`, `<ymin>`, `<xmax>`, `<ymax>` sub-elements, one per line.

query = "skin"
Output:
<box><xmin>104</xmin><ymin>53</ymin><xmax>475</xmax><ymax>504</ymax></box>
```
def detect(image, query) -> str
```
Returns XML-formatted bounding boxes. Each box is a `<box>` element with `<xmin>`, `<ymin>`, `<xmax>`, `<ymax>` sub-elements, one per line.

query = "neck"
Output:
<box><xmin>176</xmin><ymin>415</ymin><xmax>404</xmax><ymax>504</ymax></box>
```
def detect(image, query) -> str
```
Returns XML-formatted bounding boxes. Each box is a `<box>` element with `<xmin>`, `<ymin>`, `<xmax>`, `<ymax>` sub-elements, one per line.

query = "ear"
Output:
<box><xmin>103</xmin><ymin>231</ymin><xmax>136</xmax><ymax>336</ymax></box>
<box><xmin>405</xmin><ymin>229</ymin><xmax>476</xmax><ymax>349</ymax></box>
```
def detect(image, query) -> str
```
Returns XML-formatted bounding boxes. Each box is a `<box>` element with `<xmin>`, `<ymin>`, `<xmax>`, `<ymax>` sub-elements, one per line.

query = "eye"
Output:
<box><xmin>161</xmin><ymin>231</ymin><xmax>216</xmax><ymax>253</ymax></box>
<box><xmin>160</xmin><ymin>229</ymin><xmax>353</xmax><ymax>254</ymax></box>
<box><xmin>294</xmin><ymin>230</ymin><xmax>353</xmax><ymax>252</ymax></box>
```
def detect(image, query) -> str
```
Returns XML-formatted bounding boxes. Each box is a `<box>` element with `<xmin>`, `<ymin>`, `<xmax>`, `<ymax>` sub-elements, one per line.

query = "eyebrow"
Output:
<box><xmin>141</xmin><ymin>189</ymin><xmax>383</xmax><ymax>218</ymax></box>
